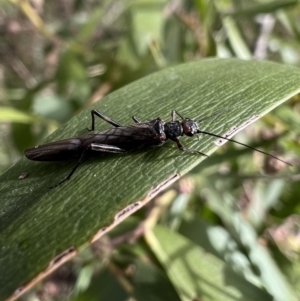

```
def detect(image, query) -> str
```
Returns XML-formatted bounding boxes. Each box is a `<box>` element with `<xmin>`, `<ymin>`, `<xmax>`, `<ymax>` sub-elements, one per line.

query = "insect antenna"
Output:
<box><xmin>197</xmin><ymin>130</ymin><xmax>292</xmax><ymax>166</ymax></box>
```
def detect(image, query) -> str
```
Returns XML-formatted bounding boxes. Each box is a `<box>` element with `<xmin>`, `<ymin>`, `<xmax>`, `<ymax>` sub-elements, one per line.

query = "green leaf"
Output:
<box><xmin>1</xmin><ymin>58</ymin><xmax>300</xmax><ymax>300</ymax></box>
<box><xmin>147</xmin><ymin>225</ymin><xmax>274</xmax><ymax>301</ymax></box>
<box><xmin>132</xmin><ymin>259</ymin><xmax>181</xmax><ymax>301</ymax></box>
<box><xmin>130</xmin><ymin>0</ymin><xmax>167</xmax><ymax>56</ymax></box>
<box><xmin>222</xmin><ymin>0</ymin><xmax>299</xmax><ymax>16</ymax></box>
<box><xmin>73</xmin><ymin>267</ymin><xmax>127</xmax><ymax>301</ymax></box>
<box><xmin>0</xmin><ymin>106</ymin><xmax>57</xmax><ymax>126</ymax></box>
<box><xmin>201</xmin><ymin>180</ymin><xmax>297</xmax><ymax>301</ymax></box>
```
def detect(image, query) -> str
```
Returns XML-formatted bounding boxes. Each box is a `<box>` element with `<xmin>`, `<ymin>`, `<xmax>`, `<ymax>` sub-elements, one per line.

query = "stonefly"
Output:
<box><xmin>25</xmin><ymin>109</ymin><xmax>291</xmax><ymax>188</ymax></box>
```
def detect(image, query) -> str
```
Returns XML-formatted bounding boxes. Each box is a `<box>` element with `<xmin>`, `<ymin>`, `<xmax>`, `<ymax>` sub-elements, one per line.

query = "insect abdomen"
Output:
<box><xmin>25</xmin><ymin>138</ymin><xmax>83</xmax><ymax>161</ymax></box>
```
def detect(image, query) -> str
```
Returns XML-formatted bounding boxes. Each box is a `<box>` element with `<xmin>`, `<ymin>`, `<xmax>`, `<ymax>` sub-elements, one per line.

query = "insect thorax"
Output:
<box><xmin>164</xmin><ymin>121</ymin><xmax>183</xmax><ymax>139</ymax></box>
<box><xmin>152</xmin><ymin>119</ymin><xmax>167</xmax><ymax>141</ymax></box>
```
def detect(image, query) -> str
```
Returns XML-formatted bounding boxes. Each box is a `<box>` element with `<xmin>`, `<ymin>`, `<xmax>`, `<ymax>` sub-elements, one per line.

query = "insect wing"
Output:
<box><xmin>25</xmin><ymin>138</ymin><xmax>83</xmax><ymax>161</ymax></box>
<box><xmin>83</xmin><ymin>120</ymin><xmax>163</xmax><ymax>152</ymax></box>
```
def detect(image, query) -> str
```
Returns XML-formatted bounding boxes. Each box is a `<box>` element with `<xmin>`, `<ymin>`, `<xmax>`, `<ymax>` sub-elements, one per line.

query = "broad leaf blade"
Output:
<box><xmin>1</xmin><ymin>58</ymin><xmax>300</xmax><ymax>300</ymax></box>
<box><xmin>147</xmin><ymin>225</ymin><xmax>274</xmax><ymax>301</ymax></box>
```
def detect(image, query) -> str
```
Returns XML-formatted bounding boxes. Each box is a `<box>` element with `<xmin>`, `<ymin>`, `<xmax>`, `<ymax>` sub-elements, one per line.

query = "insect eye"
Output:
<box><xmin>182</xmin><ymin>121</ymin><xmax>193</xmax><ymax>136</ymax></box>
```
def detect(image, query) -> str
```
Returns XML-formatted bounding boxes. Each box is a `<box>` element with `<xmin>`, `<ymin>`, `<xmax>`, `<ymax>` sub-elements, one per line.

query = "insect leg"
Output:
<box><xmin>172</xmin><ymin>138</ymin><xmax>208</xmax><ymax>157</ymax></box>
<box><xmin>171</xmin><ymin>110</ymin><xmax>184</xmax><ymax>121</ymax></box>
<box><xmin>49</xmin><ymin>150</ymin><xmax>86</xmax><ymax>189</ymax></box>
<box><xmin>132</xmin><ymin>116</ymin><xmax>141</xmax><ymax>123</ymax></box>
<box><xmin>91</xmin><ymin>143</ymin><xmax>127</xmax><ymax>153</ymax></box>
<box><xmin>87</xmin><ymin>109</ymin><xmax>123</xmax><ymax>131</ymax></box>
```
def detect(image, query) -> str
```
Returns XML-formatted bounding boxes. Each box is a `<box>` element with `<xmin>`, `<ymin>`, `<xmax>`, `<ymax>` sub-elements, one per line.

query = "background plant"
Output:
<box><xmin>1</xmin><ymin>0</ymin><xmax>300</xmax><ymax>300</ymax></box>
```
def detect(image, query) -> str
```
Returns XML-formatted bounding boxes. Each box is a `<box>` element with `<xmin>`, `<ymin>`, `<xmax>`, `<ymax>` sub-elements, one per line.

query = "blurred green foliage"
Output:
<box><xmin>1</xmin><ymin>0</ymin><xmax>300</xmax><ymax>300</ymax></box>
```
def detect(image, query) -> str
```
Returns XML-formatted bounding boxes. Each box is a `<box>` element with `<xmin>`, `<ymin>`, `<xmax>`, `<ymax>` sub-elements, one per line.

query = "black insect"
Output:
<box><xmin>25</xmin><ymin>109</ymin><xmax>291</xmax><ymax>188</ymax></box>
